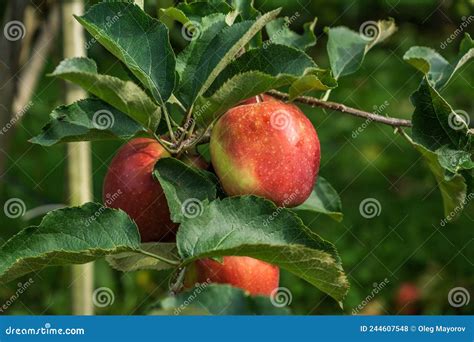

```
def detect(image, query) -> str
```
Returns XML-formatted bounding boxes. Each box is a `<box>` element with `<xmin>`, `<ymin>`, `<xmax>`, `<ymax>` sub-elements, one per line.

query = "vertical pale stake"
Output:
<box><xmin>63</xmin><ymin>0</ymin><xmax>94</xmax><ymax>315</ymax></box>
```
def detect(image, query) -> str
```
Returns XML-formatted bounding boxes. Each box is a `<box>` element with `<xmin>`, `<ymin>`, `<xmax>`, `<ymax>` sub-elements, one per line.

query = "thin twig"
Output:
<box><xmin>268</xmin><ymin>90</ymin><xmax>412</xmax><ymax>128</ymax></box>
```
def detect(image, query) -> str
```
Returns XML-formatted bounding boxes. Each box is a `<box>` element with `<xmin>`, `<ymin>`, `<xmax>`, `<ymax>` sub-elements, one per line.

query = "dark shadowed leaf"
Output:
<box><xmin>411</xmin><ymin>79</ymin><xmax>471</xmax><ymax>152</ymax></box>
<box><xmin>106</xmin><ymin>242</ymin><xmax>179</xmax><ymax>272</ymax></box>
<box><xmin>153</xmin><ymin>158</ymin><xmax>219</xmax><ymax>223</ymax></box>
<box><xmin>152</xmin><ymin>284</ymin><xmax>291</xmax><ymax>315</ymax></box>
<box><xmin>401</xmin><ymin>131</ymin><xmax>470</xmax><ymax>221</ymax></box>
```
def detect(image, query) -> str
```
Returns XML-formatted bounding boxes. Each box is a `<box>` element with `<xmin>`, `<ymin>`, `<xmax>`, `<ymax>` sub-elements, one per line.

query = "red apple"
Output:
<box><xmin>395</xmin><ymin>282</ymin><xmax>421</xmax><ymax>315</ymax></box>
<box><xmin>187</xmin><ymin>256</ymin><xmax>279</xmax><ymax>296</ymax></box>
<box><xmin>210</xmin><ymin>95</ymin><xmax>320</xmax><ymax>207</ymax></box>
<box><xmin>103</xmin><ymin>138</ymin><xmax>177</xmax><ymax>242</ymax></box>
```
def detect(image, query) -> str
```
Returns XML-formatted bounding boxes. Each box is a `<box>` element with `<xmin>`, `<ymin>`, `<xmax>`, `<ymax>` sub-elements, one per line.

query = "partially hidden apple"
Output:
<box><xmin>103</xmin><ymin>138</ymin><xmax>176</xmax><ymax>242</ymax></box>
<box><xmin>186</xmin><ymin>256</ymin><xmax>279</xmax><ymax>296</ymax></box>
<box><xmin>395</xmin><ymin>282</ymin><xmax>421</xmax><ymax>315</ymax></box>
<box><xmin>210</xmin><ymin>95</ymin><xmax>320</xmax><ymax>207</ymax></box>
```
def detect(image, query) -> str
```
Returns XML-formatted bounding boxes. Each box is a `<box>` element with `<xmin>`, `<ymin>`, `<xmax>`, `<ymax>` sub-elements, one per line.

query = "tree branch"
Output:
<box><xmin>267</xmin><ymin>90</ymin><xmax>412</xmax><ymax>128</ymax></box>
<box><xmin>13</xmin><ymin>4</ymin><xmax>60</xmax><ymax>116</ymax></box>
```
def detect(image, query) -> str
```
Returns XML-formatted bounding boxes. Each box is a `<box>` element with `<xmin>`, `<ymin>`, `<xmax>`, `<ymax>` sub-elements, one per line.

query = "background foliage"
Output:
<box><xmin>0</xmin><ymin>0</ymin><xmax>472</xmax><ymax>315</ymax></box>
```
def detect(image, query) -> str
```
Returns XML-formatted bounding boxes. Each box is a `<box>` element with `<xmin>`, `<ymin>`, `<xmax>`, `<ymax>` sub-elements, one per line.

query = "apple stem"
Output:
<box><xmin>267</xmin><ymin>90</ymin><xmax>412</xmax><ymax>128</ymax></box>
<box><xmin>255</xmin><ymin>94</ymin><xmax>263</xmax><ymax>103</ymax></box>
<box><xmin>162</xmin><ymin>105</ymin><xmax>177</xmax><ymax>143</ymax></box>
<box><xmin>138</xmin><ymin>249</ymin><xmax>181</xmax><ymax>266</ymax></box>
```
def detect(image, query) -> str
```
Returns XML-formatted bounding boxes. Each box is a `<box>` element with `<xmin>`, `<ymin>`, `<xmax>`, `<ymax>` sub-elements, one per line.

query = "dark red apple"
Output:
<box><xmin>210</xmin><ymin>95</ymin><xmax>320</xmax><ymax>207</ymax></box>
<box><xmin>187</xmin><ymin>256</ymin><xmax>279</xmax><ymax>296</ymax></box>
<box><xmin>395</xmin><ymin>282</ymin><xmax>421</xmax><ymax>315</ymax></box>
<box><xmin>103</xmin><ymin>138</ymin><xmax>177</xmax><ymax>242</ymax></box>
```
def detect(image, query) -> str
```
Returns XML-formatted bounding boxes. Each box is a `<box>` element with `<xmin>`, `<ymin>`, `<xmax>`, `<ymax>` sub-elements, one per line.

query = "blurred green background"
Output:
<box><xmin>0</xmin><ymin>0</ymin><xmax>472</xmax><ymax>315</ymax></box>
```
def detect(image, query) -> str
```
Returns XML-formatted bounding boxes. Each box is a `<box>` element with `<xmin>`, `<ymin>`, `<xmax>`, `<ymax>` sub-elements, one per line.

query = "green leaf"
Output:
<box><xmin>178</xmin><ymin>1</ymin><xmax>232</xmax><ymax>22</ymax></box>
<box><xmin>232</xmin><ymin>0</ymin><xmax>260</xmax><ymax>20</ymax></box>
<box><xmin>411</xmin><ymin>79</ymin><xmax>471</xmax><ymax>152</ymax></box>
<box><xmin>265</xmin><ymin>17</ymin><xmax>317</xmax><ymax>51</ymax></box>
<box><xmin>176</xmin><ymin>8</ymin><xmax>281</xmax><ymax>108</ymax></box>
<box><xmin>195</xmin><ymin>44</ymin><xmax>335</xmax><ymax>127</ymax></box>
<box><xmin>76</xmin><ymin>2</ymin><xmax>176</xmax><ymax>105</ymax></box>
<box><xmin>288</xmin><ymin>69</ymin><xmax>338</xmax><ymax>100</ymax></box>
<box><xmin>326</xmin><ymin>19</ymin><xmax>396</xmax><ymax>78</ymax></box>
<box><xmin>160</xmin><ymin>1</ymin><xmax>232</xmax><ymax>26</ymax></box>
<box><xmin>232</xmin><ymin>0</ymin><xmax>262</xmax><ymax>47</ymax></box>
<box><xmin>294</xmin><ymin>176</ymin><xmax>343</xmax><ymax>222</ymax></box>
<box><xmin>153</xmin><ymin>158</ymin><xmax>219</xmax><ymax>223</ymax></box>
<box><xmin>152</xmin><ymin>284</ymin><xmax>291</xmax><ymax>315</ymax></box>
<box><xmin>403</xmin><ymin>33</ymin><xmax>474</xmax><ymax>90</ymax></box>
<box><xmin>176</xmin><ymin>196</ymin><xmax>349</xmax><ymax>302</ymax></box>
<box><xmin>401</xmin><ymin>132</ymin><xmax>469</xmax><ymax>221</ymax></box>
<box><xmin>106</xmin><ymin>242</ymin><xmax>179</xmax><ymax>272</ymax></box>
<box><xmin>50</xmin><ymin>57</ymin><xmax>161</xmax><ymax>131</ymax></box>
<box><xmin>436</xmin><ymin>146</ymin><xmax>474</xmax><ymax>175</ymax></box>
<box><xmin>30</xmin><ymin>99</ymin><xmax>147</xmax><ymax>146</ymax></box>
<box><xmin>159</xmin><ymin>7</ymin><xmax>190</xmax><ymax>26</ymax></box>
<box><xmin>0</xmin><ymin>203</ymin><xmax>141</xmax><ymax>284</ymax></box>
<box><xmin>175</xmin><ymin>13</ymin><xmax>228</xmax><ymax>78</ymax></box>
